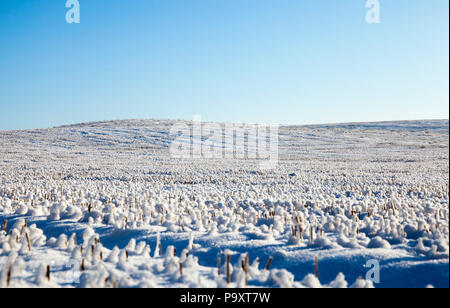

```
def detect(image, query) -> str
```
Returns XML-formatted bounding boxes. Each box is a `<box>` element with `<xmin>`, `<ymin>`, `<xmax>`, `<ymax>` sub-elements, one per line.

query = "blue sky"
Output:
<box><xmin>0</xmin><ymin>0</ymin><xmax>448</xmax><ymax>130</ymax></box>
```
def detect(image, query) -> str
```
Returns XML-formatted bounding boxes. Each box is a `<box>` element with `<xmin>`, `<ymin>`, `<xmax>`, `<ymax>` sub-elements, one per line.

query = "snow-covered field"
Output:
<box><xmin>0</xmin><ymin>119</ymin><xmax>448</xmax><ymax>288</ymax></box>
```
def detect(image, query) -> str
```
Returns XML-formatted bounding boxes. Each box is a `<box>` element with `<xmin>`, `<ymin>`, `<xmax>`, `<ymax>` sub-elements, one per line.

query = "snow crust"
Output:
<box><xmin>0</xmin><ymin>119</ymin><xmax>448</xmax><ymax>288</ymax></box>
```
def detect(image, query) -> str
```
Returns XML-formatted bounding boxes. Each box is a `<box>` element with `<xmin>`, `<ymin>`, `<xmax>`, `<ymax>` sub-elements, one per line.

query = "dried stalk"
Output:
<box><xmin>314</xmin><ymin>256</ymin><xmax>319</xmax><ymax>278</ymax></box>
<box><xmin>226</xmin><ymin>255</ymin><xmax>231</xmax><ymax>284</ymax></box>
<box><xmin>265</xmin><ymin>257</ymin><xmax>273</xmax><ymax>271</ymax></box>
<box><xmin>3</xmin><ymin>219</ymin><xmax>8</xmax><ymax>233</ymax></box>
<box><xmin>26</xmin><ymin>232</ymin><xmax>32</xmax><ymax>252</ymax></box>
<box><xmin>6</xmin><ymin>264</ymin><xmax>12</xmax><ymax>287</ymax></box>
<box><xmin>46</xmin><ymin>265</ymin><xmax>51</xmax><ymax>281</ymax></box>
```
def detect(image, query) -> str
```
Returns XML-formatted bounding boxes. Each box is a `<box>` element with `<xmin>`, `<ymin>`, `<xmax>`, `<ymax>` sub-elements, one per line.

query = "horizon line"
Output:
<box><xmin>0</xmin><ymin>117</ymin><xmax>448</xmax><ymax>133</ymax></box>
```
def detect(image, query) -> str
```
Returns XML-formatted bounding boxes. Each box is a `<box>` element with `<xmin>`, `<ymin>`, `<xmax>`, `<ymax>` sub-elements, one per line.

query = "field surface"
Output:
<box><xmin>0</xmin><ymin>119</ymin><xmax>448</xmax><ymax>288</ymax></box>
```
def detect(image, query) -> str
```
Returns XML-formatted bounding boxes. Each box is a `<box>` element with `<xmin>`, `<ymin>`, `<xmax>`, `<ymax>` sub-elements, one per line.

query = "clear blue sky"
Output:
<box><xmin>0</xmin><ymin>0</ymin><xmax>448</xmax><ymax>130</ymax></box>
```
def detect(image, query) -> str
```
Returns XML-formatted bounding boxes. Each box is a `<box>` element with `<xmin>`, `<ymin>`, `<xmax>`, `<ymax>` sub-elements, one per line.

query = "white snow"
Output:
<box><xmin>0</xmin><ymin>119</ymin><xmax>448</xmax><ymax>288</ymax></box>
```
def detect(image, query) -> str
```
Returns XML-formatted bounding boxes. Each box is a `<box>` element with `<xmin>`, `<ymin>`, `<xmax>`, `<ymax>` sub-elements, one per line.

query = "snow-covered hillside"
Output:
<box><xmin>0</xmin><ymin>119</ymin><xmax>448</xmax><ymax>288</ymax></box>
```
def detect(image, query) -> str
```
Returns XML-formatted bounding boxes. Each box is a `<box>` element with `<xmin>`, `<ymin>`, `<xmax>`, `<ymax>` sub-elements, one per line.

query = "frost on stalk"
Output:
<box><xmin>153</xmin><ymin>232</ymin><xmax>161</xmax><ymax>258</ymax></box>
<box><xmin>35</xmin><ymin>264</ymin><xmax>48</xmax><ymax>285</ymax></box>
<box><xmin>327</xmin><ymin>273</ymin><xmax>348</xmax><ymax>288</ymax></box>
<box><xmin>350</xmin><ymin>277</ymin><xmax>375</xmax><ymax>288</ymax></box>
<box><xmin>106</xmin><ymin>246</ymin><xmax>120</xmax><ymax>264</ymax></box>
<box><xmin>268</xmin><ymin>269</ymin><xmax>296</xmax><ymax>288</ymax></box>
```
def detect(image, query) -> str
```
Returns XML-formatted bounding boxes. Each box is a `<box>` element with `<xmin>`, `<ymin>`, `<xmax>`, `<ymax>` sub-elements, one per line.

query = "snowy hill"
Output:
<box><xmin>0</xmin><ymin>119</ymin><xmax>448</xmax><ymax>288</ymax></box>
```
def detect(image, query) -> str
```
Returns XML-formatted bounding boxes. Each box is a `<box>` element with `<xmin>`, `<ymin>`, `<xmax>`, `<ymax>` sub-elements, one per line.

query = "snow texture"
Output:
<box><xmin>0</xmin><ymin>119</ymin><xmax>448</xmax><ymax>288</ymax></box>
